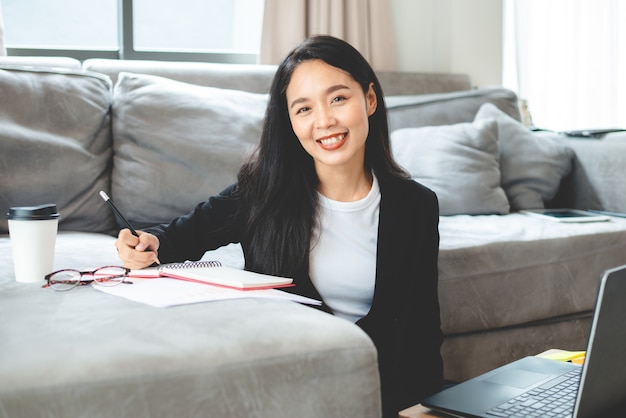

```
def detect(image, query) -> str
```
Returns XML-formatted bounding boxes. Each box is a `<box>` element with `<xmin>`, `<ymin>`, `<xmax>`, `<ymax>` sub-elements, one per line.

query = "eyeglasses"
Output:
<box><xmin>43</xmin><ymin>266</ymin><xmax>131</xmax><ymax>291</ymax></box>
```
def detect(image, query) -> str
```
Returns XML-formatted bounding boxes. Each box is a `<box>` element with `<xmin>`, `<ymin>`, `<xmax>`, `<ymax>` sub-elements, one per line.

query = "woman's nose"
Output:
<box><xmin>314</xmin><ymin>106</ymin><xmax>336</xmax><ymax>129</ymax></box>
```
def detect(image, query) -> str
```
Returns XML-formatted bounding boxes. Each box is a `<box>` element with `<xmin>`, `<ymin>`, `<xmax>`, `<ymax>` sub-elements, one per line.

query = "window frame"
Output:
<box><xmin>5</xmin><ymin>0</ymin><xmax>258</xmax><ymax>63</ymax></box>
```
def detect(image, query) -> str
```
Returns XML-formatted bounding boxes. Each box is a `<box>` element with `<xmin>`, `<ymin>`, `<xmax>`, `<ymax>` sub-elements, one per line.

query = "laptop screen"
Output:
<box><xmin>575</xmin><ymin>264</ymin><xmax>626</xmax><ymax>416</ymax></box>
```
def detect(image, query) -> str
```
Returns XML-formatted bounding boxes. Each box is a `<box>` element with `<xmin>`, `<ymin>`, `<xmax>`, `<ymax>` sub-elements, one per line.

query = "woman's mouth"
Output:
<box><xmin>316</xmin><ymin>133</ymin><xmax>347</xmax><ymax>150</ymax></box>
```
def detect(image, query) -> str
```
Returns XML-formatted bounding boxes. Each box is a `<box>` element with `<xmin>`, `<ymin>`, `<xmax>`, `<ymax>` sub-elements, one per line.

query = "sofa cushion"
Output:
<box><xmin>111</xmin><ymin>72</ymin><xmax>268</xmax><ymax>228</ymax></box>
<box><xmin>475</xmin><ymin>103</ymin><xmax>575</xmax><ymax>210</ymax></box>
<box><xmin>385</xmin><ymin>87</ymin><xmax>521</xmax><ymax>132</ymax></box>
<box><xmin>438</xmin><ymin>214</ymin><xmax>626</xmax><ymax>335</ymax></box>
<box><xmin>0</xmin><ymin>66</ymin><xmax>116</xmax><ymax>234</ymax></box>
<box><xmin>391</xmin><ymin>119</ymin><xmax>510</xmax><ymax>216</ymax></box>
<box><xmin>0</xmin><ymin>57</ymin><xmax>82</xmax><ymax>69</ymax></box>
<box><xmin>438</xmin><ymin>213</ymin><xmax>626</xmax><ymax>382</ymax></box>
<box><xmin>83</xmin><ymin>59</ymin><xmax>278</xmax><ymax>93</ymax></box>
<box><xmin>0</xmin><ymin>234</ymin><xmax>381</xmax><ymax>418</ymax></box>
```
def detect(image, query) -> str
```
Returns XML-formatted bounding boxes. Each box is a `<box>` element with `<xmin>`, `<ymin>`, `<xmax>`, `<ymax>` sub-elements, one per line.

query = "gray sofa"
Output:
<box><xmin>2</xmin><ymin>57</ymin><xmax>626</xmax><ymax>417</ymax></box>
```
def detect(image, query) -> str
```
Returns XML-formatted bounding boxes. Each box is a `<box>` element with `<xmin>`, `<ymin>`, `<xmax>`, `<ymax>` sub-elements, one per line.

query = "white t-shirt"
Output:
<box><xmin>309</xmin><ymin>175</ymin><xmax>380</xmax><ymax>323</ymax></box>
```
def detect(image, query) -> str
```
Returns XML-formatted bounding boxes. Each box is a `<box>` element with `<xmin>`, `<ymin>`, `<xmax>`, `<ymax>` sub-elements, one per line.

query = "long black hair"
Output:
<box><xmin>237</xmin><ymin>35</ymin><xmax>408</xmax><ymax>277</ymax></box>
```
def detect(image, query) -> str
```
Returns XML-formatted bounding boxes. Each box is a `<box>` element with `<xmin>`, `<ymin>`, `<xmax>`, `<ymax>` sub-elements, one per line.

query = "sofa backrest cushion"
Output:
<box><xmin>0</xmin><ymin>56</ymin><xmax>82</xmax><ymax>69</ymax></box>
<box><xmin>376</xmin><ymin>71</ymin><xmax>471</xmax><ymax>95</ymax></box>
<box><xmin>111</xmin><ymin>72</ymin><xmax>268</xmax><ymax>228</ymax></box>
<box><xmin>391</xmin><ymin>119</ymin><xmax>510</xmax><ymax>216</ymax></box>
<box><xmin>386</xmin><ymin>87</ymin><xmax>521</xmax><ymax>132</ymax></box>
<box><xmin>83</xmin><ymin>59</ymin><xmax>472</xmax><ymax>96</ymax></box>
<box><xmin>0</xmin><ymin>66</ymin><xmax>116</xmax><ymax>234</ymax></box>
<box><xmin>84</xmin><ymin>59</ymin><xmax>278</xmax><ymax>94</ymax></box>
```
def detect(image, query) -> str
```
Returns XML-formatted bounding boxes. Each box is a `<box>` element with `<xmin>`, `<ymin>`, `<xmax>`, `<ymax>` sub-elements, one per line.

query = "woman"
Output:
<box><xmin>116</xmin><ymin>35</ymin><xmax>443</xmax><ymax>416</ymax></box>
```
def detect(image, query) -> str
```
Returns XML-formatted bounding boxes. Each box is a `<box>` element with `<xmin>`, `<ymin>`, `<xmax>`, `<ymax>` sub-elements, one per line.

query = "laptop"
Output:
<box><xmin>422</xmin><ymin>264</ymin><xmax>626</xmax><ymax>418</ymax></box>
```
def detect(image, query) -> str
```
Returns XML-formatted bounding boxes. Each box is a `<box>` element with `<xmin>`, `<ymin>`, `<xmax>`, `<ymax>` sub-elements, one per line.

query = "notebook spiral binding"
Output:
<box><xmin>158</xmin><ymin>260</ymin><xmax>222</xmax><ymax>270</ymax></box>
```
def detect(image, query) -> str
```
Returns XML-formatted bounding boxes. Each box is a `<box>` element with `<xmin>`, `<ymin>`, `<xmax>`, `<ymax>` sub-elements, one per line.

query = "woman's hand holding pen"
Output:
<box><xmin>115</xmin><ymin>229</ymin><xmax>161</xmax><ymax>270</ymax></box>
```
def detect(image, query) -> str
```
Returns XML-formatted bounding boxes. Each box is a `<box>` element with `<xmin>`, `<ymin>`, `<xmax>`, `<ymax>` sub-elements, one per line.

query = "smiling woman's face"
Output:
<box><xmin>285</xmin><ymin>59</ymin><xmax>377</xmax><ymax>175</ymax></box>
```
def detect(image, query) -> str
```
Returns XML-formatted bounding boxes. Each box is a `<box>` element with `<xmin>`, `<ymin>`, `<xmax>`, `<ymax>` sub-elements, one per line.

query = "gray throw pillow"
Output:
<box><xmin>386</xmin><ymin>87</ymin><xmax>521</xmax><ymax>132</ymax></box>
<box><xmin>0</xmin><ymin>66</ymin><xmax>116</xmax><ymax>234</ymax></box>
<box><xmin>391</xmin><ymin>119</ymin><xmax>510</xmax><ymax>216</ymax></box>
<box><xmin>475</xmin><ymin>103</ymin><xmax>574</xmax><ymax>210</ymax></box>
<box><xmin>111</xmin><ymin>72</ymin><xmax>269</xmax><ymax>228</ymax></box>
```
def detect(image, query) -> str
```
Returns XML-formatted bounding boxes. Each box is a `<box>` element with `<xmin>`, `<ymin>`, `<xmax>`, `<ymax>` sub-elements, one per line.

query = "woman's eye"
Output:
<box><xmin>332</xmin><ymin>96</ymin><xmax>347</xmax><ymax>103</ymax></box>
<box><xmin>296</xmin><ymin>106</ymin><xmax>310</xmax><ymax>114</ymax></box>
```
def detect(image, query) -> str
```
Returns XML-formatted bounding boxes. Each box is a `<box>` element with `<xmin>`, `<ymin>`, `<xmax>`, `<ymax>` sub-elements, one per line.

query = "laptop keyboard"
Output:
<box><xmin>486</xmin><ymin>367</ymin><xmax>581</xmax><ymax>418</ymax></box>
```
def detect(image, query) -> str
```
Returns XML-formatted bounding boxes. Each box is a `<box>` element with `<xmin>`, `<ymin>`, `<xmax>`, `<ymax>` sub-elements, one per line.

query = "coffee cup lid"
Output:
<box><xmin>7</xmin><ymin>204</ymin><xmax>60</xmax><ymax>220</ymax></box>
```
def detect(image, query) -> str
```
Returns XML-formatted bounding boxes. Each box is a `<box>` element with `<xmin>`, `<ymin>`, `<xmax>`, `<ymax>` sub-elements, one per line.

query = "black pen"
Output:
<box><xmin>99</xmin><ymin>191</ymin><xmax>139</xmax><ymax>236</ymax></box>
<box><xmin>99</xmin><ymin>191</ymin><xmax>160</xmax><ymax>265</ymax></box>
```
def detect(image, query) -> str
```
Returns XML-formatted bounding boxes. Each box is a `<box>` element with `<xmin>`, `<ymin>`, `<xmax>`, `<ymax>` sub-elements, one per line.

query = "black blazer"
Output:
<box><xmin>149</xmin><ymin>175</ymin><xmax>443</xmax><ymax>417</ymax></box>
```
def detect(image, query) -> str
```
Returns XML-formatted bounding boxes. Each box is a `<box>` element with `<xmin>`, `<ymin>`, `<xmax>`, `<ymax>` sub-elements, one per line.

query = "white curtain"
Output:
<box><xmin>259</xmin><ymin>0</ymin><xmax>397</xmax><ymax>71</ymax></box>
<box><xmin>0</xmin><ymin>2</ymin><xmax>6</xmax><ymax>56</ymax></box>
<box><xmin>504</xmin><ymin>0</ymin><xmax>625</xmax><ymax>131</ymax></box>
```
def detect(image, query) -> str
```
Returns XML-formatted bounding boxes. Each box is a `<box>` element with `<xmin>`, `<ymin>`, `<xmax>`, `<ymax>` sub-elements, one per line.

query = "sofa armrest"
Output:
<box><xmin>549</xmin><ymin>133</ymin><xmax>626</xmax><ymax>212</ymax></box>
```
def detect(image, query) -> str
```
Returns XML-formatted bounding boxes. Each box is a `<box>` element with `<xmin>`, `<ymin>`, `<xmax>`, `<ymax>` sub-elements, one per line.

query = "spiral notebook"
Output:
<box><xmin>130</xmin><ymin>261</ymin><xmax>294</xmax><ymax>290</ymax></box>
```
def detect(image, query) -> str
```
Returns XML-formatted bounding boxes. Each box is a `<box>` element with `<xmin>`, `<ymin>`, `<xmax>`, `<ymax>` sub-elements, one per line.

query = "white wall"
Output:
<box><xmin>391</xmin><ymin>0</ymin><xmax>503</xmax><ymax>87</ymax></box>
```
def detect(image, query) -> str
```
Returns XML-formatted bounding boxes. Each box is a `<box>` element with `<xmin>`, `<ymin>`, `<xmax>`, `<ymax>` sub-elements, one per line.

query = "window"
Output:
<box><xmin>1</xmin><ymin>0</ymin><xmax>264</xmax><ymax>63</ymax></box>
<box><xmin>503</xmin><ymin>0</ymin><xmax>625</xmax><ymax>131</ymax></box>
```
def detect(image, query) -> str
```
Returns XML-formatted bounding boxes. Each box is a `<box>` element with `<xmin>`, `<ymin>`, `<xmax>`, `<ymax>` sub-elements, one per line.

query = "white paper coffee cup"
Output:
<box><xmin>7</xmin><ymin>204</ymin><xmax>60</xmax><ymax>283</ymax></box>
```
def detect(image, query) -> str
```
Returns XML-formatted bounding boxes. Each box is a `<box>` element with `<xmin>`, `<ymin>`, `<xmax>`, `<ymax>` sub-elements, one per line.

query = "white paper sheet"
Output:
<box><xmin>93</xmin><ymin>277</ymin><xmax>321</xmax><ymax>308</ymax></box>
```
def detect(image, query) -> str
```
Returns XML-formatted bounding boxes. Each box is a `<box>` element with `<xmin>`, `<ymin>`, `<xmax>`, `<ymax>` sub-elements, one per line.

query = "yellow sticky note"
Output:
<box><xmin>538</xmin><ymin>349</ymin><xmax>586</xmax><ymax>362</ymax></box>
